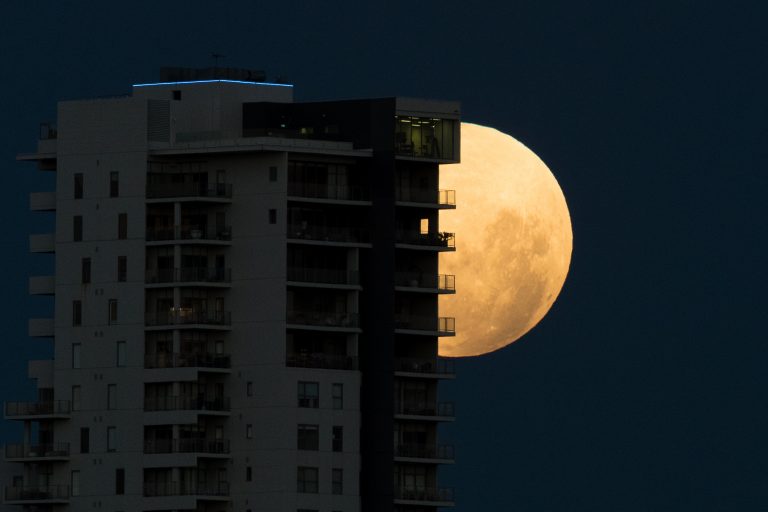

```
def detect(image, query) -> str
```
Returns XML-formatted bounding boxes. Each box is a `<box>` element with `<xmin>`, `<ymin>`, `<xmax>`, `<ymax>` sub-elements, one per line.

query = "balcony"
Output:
<box><xmin>395</xmin><ymin>273</ymin><xmax>455</xmax><ymax>293</ymax></box>
<box><xmin>144</xmin><ymin>439</ymin><xmax>230</xmax><ymax>456</ymax></box>
<box><xmin>146</xmin><ymin>267</ymin><xmax>232</xmax><ymax>286</ymax></box>
<box><xmin>4</xmin><ymin>401</ymin><xmax>70</xmax><ymax>420</ymax></box>
<box><xmin>28</xmin><ymin>318</ymin><xmax>54</xmax><ymax>337</ymax></box>
<box><xmin>146</xmin><ymin>226</ymin><xmax>232</xmax><ymax>244</ymax></box>
<box><xmin>287</xmin><ymin>266</ymin><xmax>360</xmax><ymax>287</ymax></box>
<box><xmin>286</xmin><ymin>353</ymin><xmax>359</xmax><ymax>370</ymax></box>
<box><xmin>394</xmin><ymin>316</ymin><xmax>455</xmax><ymax>336</ymax></box>
<box><xmin>395</xmin><ymin>401</ymin><xmax>455</xmax><ymax>420</ymax></box>
<box><xmin>395</xmin><ymin>231</ymin><xmax>455</xmax><ymax>251</ymax></box>
<box><xmin>287</xmin><ymin>310</ymin><xmax>360</xmax><ymax>332</ymax></box>
<box><xmin>395</xmin><ymin>188</ymin><xmax>456</xmax><ymax>209</ymax></box>
<box><xmin>4</xmin><ymin>485</ymin><xmax>69</xmax><ymax>504</ymax></box>
<box><xmin>143</xmin><ymin>482</ymin><xmax>230</xmax><ymax>498</ymax></box>
<box><xmin>288</xmin><ymin>182</ymin><xmax>370</xmax><ymax>202</ymax></box>
<box><xmin>144</xmin><ymin>396</ymin><xmax>231</xmax><ymax>413</ymax></box>
<box><xmin>393</xmin><ymin>486</ymin><xmax>454</xmax><ymax>506</ymax></box>
<box><xmin>288</xmin><ymin>223</ymin><xmax>369</xmax><ymax>246</ymax></box>
<box><xmin>395</xmin><ymin>358</ymin><xmax>456</xmax><ymax>378</ymax></box>
<box><xmin>5</xmin><ymin>443</ymin><xmax>69</xmax><ymax>461</ymax></box>
<box><xmin>145</xmin><ymin>310</ymin><xmax>232</xmax><ymax>330</ymax></box>
<box><xmin>29</xmin><ymin>191</ymin><xmax>56</xmax><ymax>211</ymax></box>
<box><xmin>144</xmin><ymin>352</ymin><xmax>231</xmax><ymax>370</ymax></box>
<box><xmin>147</xmin><ymin>181</ymin><xmax>233</xmax><ymax>201</ymax></box>
<box><xmin>395</xmin><ymin>443</ymin><xmax>455</xmax><ymax>463</ymax></box>
<box><xmin>29</xmin><ymin>233</ymin><xmax>55</xmax><ymax>253</ymax></box>
<box><xmin>29</xmin><ymin>276</ymin><xmax>55</xmax><ymax>295</ymax></box>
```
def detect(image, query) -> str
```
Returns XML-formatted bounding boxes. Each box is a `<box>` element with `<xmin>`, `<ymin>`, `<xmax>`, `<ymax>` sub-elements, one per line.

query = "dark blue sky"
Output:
<box><xmin>2</xmin><ymin>1</ymin><xmax>767</xmax><ymax>510</ymax></box>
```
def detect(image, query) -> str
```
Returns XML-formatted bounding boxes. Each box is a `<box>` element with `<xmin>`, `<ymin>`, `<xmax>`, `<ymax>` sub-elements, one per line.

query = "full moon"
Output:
<box><xmin>438</xmin><ymin>123</ymin><xmax>572</xmax><ymax>357</ymax></box>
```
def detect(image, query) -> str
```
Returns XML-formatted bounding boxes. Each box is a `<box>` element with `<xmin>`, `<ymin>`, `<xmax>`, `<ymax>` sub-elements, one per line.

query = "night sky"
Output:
<box><xmin>2</xmin><ymin>2</ymin><xmax>767</xmax><ymax>510</ymax></box>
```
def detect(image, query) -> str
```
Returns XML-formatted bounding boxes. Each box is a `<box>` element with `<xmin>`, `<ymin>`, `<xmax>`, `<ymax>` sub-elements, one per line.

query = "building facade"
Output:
<box><xmin>6</xmin><ymin>68</ymin><xmax>459</xmax><ymax>512</ymax></box>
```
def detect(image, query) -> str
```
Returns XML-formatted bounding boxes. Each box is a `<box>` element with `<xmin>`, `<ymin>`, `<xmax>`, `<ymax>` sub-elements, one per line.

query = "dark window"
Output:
<box><xmin>297</xmin><ymin>467</ymin><xmax>318</xmax><ymax>493</ymax></box>
<box><xmin>269</xmin><ymin>209</ymin><xmax>277</xmax><ymax>224</ymax></box>
<box><xmin>332</xmin><ymin>426</ymin><xmax>343</xmax><ymax>452</ymax></box>
<box><xmin>332</xmin><ymin>468</ymin><xmax>343</xmax><ymax>495</ymax></box>
<box><xmin>118</xmin><ymin>213</ymin><xmax>127</xmax><ymax>239</ymax></box>
<box><xmin>72</xmin><ymin>343</ymin><xmax>81</xmax><ymax>368</ymax></box>
<box><xmin>80</xmin><ymin>427</ymin><xmax>89</xmax><ymax>453</ymax></box>
<box><xmin>246</xmin><ymin>466</ymin><xmax>252</xmax><ymax>482</ymax></box>
<box><xmin>297</xmin><ymin>424</ymin><xmax>319</xmax><ymax>450</ymax></box>
<box><xmin>172</xmin><ymin>90</ymin><xmax>181</xmax><ymax>101</ymax></box>
<box><xmin>115</xmin><ymin>468</ymin><xmax>125</xmax><ymax>495</ymax></box>
<box><xmin>74</xmin><ymin>173</ymin><xmax>83</xmax><ymax>199</ymax></box>
<box><xmin>117</xmin><ymin>256</ymin><xmax>127</xmax><ymax>282</ymax></box>
<box><xmin>332</xmin><ymin>383</ymin><xmax>343</xmax><ymax>410</ymax></box>
<box><xmin>110</xmin><ymin>172</ymin><xmax>119</xmax><ymax>197</ymax></box>
<box><xmin>298</xmin><ymin>381</ymin><xmax>319</xmax><ymax>408</ymax></box>
<box><xmin>107</xmin><ymin>426</ymin><xmax>116</xmax><ymax>451</ymax></box>
<box><xmin>72</xmin><ymin>300</ymin><xmax>82</xmax><ymax>326</ymax></box>
<box><xmin>246</xmin><ymin>424</ymin><xmax>253</xmax><ymax>439</ymax></box>
<box><xmin>73</xmin><ymin>215</ymin><xmax>83</xmax><ymax>241</ymax></box>
<box><xmin>81</xmin><ymin>258</ymin><xmax>91</xmax><ymax>284</ymax></box>
<box><xmin>269</xmin><ymin>166</ymin><xmax>278</xmax><ymax>182</ymax></box>
<box><xmin>246</xmin><ymin>381</ymin><xmax>253</xmax><ymax>397</ymax></box>
<box><xmin>108</xmin><ymin>299</ymin><xmax>118</xmax><ymax>324</ymax></box>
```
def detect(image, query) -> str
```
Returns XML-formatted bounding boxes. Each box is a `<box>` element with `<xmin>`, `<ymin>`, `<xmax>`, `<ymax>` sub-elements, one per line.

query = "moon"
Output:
<box><xmin>438</xmin><ymin>123</ymin><xmax>572</xmax><ymax>357</ymax></box>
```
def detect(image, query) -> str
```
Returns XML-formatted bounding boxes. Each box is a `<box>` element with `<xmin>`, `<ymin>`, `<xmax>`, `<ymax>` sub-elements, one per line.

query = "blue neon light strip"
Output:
<box><xmin>132</xmin><ymin>79</ymin><xmax>293</xmax><ymax>88</ymax></box>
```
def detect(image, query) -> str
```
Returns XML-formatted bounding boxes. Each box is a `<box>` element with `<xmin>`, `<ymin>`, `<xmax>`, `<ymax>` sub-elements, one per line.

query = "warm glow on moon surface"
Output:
<box><xmin>439</xmin><ymin>123</ymin><xmax>572</xmax><ymax>357</ymax></box>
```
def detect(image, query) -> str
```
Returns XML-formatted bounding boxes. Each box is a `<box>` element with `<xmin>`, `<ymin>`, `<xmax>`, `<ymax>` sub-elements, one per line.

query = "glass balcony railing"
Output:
<box><xmin>287</xmin><ymin>267</ymin><xmax>359</xmax><ymax>286</ymax></box>
<box><xmin>286</xmin><ymin>310</ymin><xmax>359</xmax><ymax>328</ymax></box>
<box><xmin>4</xmin><ymin>485</ymin><xmax>69</xmax><ymax>502</ymax></box>
<box><xmin>146</xmin><ymin>267</ymin><xmax>231</xmax><ymax>284</ymax></box>
<box><xmin>144</xmin><ymin>352</ymin><xmax>231</xmax><ymax>370</ymax></box>
<box><xmin>395</xmin><ymin>188</ymin><xmax>455</xmax><ymax>206</ymax></box>
<box><xmin>5</xmin><ymin>443</ymin><xmax>70</xmax><ymax>459</ymax></box>
<box><xmin>143</xmin><ymin>482</ymin><xmax>230</xmax><ymax>497</ymax></box>
<box><xmin>288</xmin><ymin>223</ymin><xmax>369</xmax><ymax>244</ymax></box>
<box><xmin>395</xmin><ymin>231</ymin><xmax>455</xmax><ymax>249</ymax></box>
<box><xmin>394</xmin><ymin>486</ymin><xmax>454</xmax><ymax>503</ymax></box>
<box><xmin>147</xmin><ymin>182</ymin><xmax>232</xmax><ymax>199</ymax></box>
<box><xmin>394</xmin><ymin>273</ymin><xmax>455</xmax><ymax>291</ymax></box>
<box><xmin>146</xmin><ymin>226</ymin><xmax>232</xmax><ymax>242</ymax></box>
<box><xmin>4</xmin><ymin>401</ymin><xmax>71</xmax><ymax>417</ymax></box>
<box><xmin>395</xmin><ymin>358</ymin><xmax>455</xmax><ymax>376</ymax></box>
<box><xmin>145</xmin><ymin>311</ymin><xmax>231</xmax><ymax>327</ymax></box>
<box><xmin>288</xmin><ymin>182</ymin><xmax>369</xmax><ymax>201</ymax></box>
<box><xmin>394</xmin><ymin>316</ymin><xmax>455</xmax><ymax>333</ymax></box>
<box><xmin>143</xmin><ymin>439</ymin><xmax>230</xmax><ymax>455</ymax></box>
<box><xmin>395</xmin><ymin>443</ymin><xmax>454</xmax><ymax>461</ymax></box>
<box><xmin>395</xmin><ymin>401</ymin><xmax>455</xmax><ymax>418</ymax></box>
<box><xmin>144</xmin><ymin>395</ymin><xmax>230</xmax><ymax>413</ymax></box>
<box><xmin>286</xmin><ymin>353</ymin><xmax>358</xmax><ymax>370</ymax></box>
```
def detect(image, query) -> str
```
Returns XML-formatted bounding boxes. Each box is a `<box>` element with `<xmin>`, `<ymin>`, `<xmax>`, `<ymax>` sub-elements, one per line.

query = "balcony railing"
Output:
<box><xmin>395</xmin><ymin>188</ymin><xmax>455</xmax><ymax>206</ymax></box>
<box><xmin>146</xmin><ymin>226</ymin><xmax>232</xmax><ymax>242</ymax></box>
<box><xmin>286</xmin><ymin>353</ymin><xmax>359</xmax><ymax>370</ymax></box>
<box><xmin>144</xmin><ymin>352</ymin><xmax>231</xmax><ymax>369</ymax></box>
<box><xmin>288</xmin><ymin>182</ymin><xmax>369</xmax><ymax>201</ymax></box>
<box><xmin>395</xmin><ymin>401</ymin><xmax>455</xmax><ymax>418</ymax></box>
<box><xmin>288</xmin><ymin>223</ymin><xmax>369</xmax><ymax>244</ymax></box>
<box><xmin>287</xmin><ymin>266</ymin><xmax>359</xmax><ymax>286</ymax></box>
<box><xmin>143</xmin><ymin>481</ymin><xmax>230</xmax><ymax>497</ymax></box>
<box><xmin>145</xmin><ymin>311</ymin><xmax>231</xmax><ymax>327</ymax></box>
<box><xmin>394</xmin><ymin>486</ymin><xmax>454</xmax><ymax>503</ymax></box>
<box><xmin>395</xmin><ymin>231</ymin><xmax>455</xmax><ymax>248</ymax></box>
<box><xmin>395</xmin><ymin>443</ymin><xmax>454</xmax><ymax>461</ymax></box>
<box><xmin>5</xmin><ymin>401</ymin><xmax>70</xmax><ymax>417</ymax></box>
<box><xmin>394</xmin><ymin>316</ymin><xmax>455</xmax><ymax>333</ymax></box>
<box><xmin>4</xmin><ymin>485</ymin><xmax>69</xmax><ymax>502</ymax></box>
<box><xmin>396</xmin><ymin>358</ymin><xmax>455</xmax><ymax>376</ymax></box>
<box><xmin>146</xmin><ymin>267</ymin><xmax>232</xmax><ymax>284</ymax></box>
<box><xmin>147</xmin><ymin>182</ymin><xmax>233</xmax><ymax>199</ymax></box>
<box><xmin>144</xmin><ymin>395</ymin><xmax>231</xmax><ymax>413</ymax></box>
<box><xmin>395</xmin><ymin>273</ymin><xmax>455</xmax><ymax>291</ymax></box>
<box><xmin>286</xmin><ymin>310</ymin><xmax>359</xmax><ymax>328</ymax></box>
<box><xmin>144</xmin><ymin>438</ymin><xmax>230</xmax><ymax>455</ymax></box>
<box><xmin>5</xmin><ymin>443</ymin><xmax>70</xmax><ymax>459</ymax></box>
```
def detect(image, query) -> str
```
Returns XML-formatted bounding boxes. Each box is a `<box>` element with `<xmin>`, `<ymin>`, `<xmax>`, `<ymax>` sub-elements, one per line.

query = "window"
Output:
<box><xmin>74</xmin><ymin>173</ymin><xmax>83</xmax><ymax>199</ymax></box>
<box><xmin>71</xmin><ymin>470</ymin><xmax>81</xmax><ymax>496</ymax></box>
<box><xmin>269</xmin><ymin>208</ymin><xmax>277</xmax><ymax>224</ymax></box>
<box><xmin>108</xmin><ymin>299</ymin><xmax>118</xmax><ymax>324</ymax></box>
<box><xmin>298</xmin><ymin>381</ymin><xmax>319</xmax><ymax>408</ymax></box>
<box><xmin>332</xmin><ymin>426</ymin><xmax>343</xmax><ymax>452</ymax></box>
<box><xmin>81</xmin><ymin>258</ymin><xmax>91</xmax><ymax>284</ymax></box>
<box><xmin>72</xmin><ymin>300</ymin><xmax>82</xmax><ymax>326</ymax></box>
<box><xmin>72</xmin><ymin>385</ymin><xmax>81</xmax><ymax>411</ymax></box>
<box><xmin>118</xmin><ymin>213</ymin><xmax>127</xmax><ymax>239</ymax></box>
<box><xmin>246</xmin><ymin>424</ymin><xmax>253</xmax><ymax>439</ymax></box>
<box><xmin>110</xmin><ymin>171</ymin><xmax>119</xmax><ymax>197</ymax></box>
<box><xmin>107</xmin><ymin>426</ymin><xmax>116</xmax><ymax>451</ymax></box>
<box><xmin>116</xmin><ymin>341</ymin><xmax>126</xmax><ymax>367</ymax></box>
<box><xmin>297</xmin><ymin>424</ymin><xmax>319</xmax><ymax>451</ymax></box>
<box><xmin>297</xmin><ymin>467</ymin><xmax>318</xmax><ymax>493</ymax></box>
<box><xmin>332</xmin><ymin>468</ymin><xmax>343</xmax><ymax>495</ymax></box>
<box><xmin>117</xmin><ymin>256</ymin><xmax>127</xmax><ymax>282</ymax></box>
<box><xmin>73</xmin><ymin>215</ymin><xmax>83</xmax><ymax>241</ymax></box>
<box><xmin>420</xmin><ymin>218</ymin><xmax>429</xmax><ymax>234</ymax></box>
<box><xmin>269</xmin><ymin>166</ymin><xmax>277</xmax><ymax>182</ymax></box>
<box><xmin>246</xmin><ymin>381</ymin><xmax>253</xmax><ymax>397</ymax></box>
<box><xmin>115</xmin><ymin>468</ymin><xmax>125</xmax><ymax>495</ymax></box>
<box><xmin>107</xmin><ymin>384</ymin><xmax>117</xmax><ymax>410</ymax></box>
<box><xmin>332</xmin><ymin>383</ymin><xmax>343</xmax><ymax>410</ymax></box>
<box><xmin>80</xmin><ymin>427</ymin><xmax>90</xmax><ymax>453</ymax></box>
<box><xmin>246</xmin><ymin>466</ymin><xmax>252</xmax><ymax>482</ymax></box>
<box><xmin>72</xmin><ymin>343</ymin><xmax>81</xmax><ymax>369</ymax></box>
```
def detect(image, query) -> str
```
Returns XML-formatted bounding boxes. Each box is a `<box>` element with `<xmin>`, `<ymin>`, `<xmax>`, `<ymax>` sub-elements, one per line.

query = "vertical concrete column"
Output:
<box><xmin>173</xmin><ymin>202</ymin><xmax>181</xmax><ymax>239</ymax></box>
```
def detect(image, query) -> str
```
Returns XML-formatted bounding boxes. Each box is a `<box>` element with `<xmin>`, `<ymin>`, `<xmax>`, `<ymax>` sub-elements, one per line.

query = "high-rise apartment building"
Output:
<box><xmin>5</xmin><ymin>67</ymin><xmax>460</xmax><ymax>512</ymax></box>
